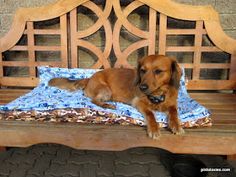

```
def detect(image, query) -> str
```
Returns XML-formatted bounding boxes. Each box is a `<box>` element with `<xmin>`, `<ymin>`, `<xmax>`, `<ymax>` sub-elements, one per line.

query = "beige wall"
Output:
<box><xmin>0</xmin><ymin>0</ymin><xmax>235</xmax><ymax>39</ymax></box>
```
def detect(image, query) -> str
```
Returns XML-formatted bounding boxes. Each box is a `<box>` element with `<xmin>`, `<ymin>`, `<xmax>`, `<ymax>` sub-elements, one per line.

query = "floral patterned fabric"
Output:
<box><xmin>0</xmin><ymin>66</ymin><xmax>211</xmax><ymax>127</ymax></box>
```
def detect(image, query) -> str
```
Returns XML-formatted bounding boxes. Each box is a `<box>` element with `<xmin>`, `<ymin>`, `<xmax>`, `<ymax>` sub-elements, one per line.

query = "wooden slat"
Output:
<box><xmin>1</xmin><ymin>96</ymin><xmax>27</xmax><ymax>101</ymax></box>
<box><xmin>25</xmin><ymin>29</ymin><xmax>61</xmax><ymax>35</ymax></box>
<box><xmin>35</xmin><ymin>61</ymin><xmax>63</xmax><ymax>67</ymax></box>
<box><xmin>0</xmin><ymin>100</ymin><xmax>21</xmax><ymax>105</ymax></box>
<box><xmin>0</xmin><ymin>89</ymin><xmax>31</xmax><ymax>94</ymax></box>
<box><xmin>34</xmin><ymin>46</ymin><xmax>61</xmax><ymax>51</ymax></box>
<box><xmin>187</xmin><ymin>80</ymin><xmax>236</xmax><ymax>90</ymax></box>
<box><xmin>2</xmin><ymin>61</ymin><xmax>29</xmax><ymax>66</ymax></box>
<box><xmin>166</xmin><ymin>46</ymin><xmax>222</xmax><ymax>52</ymax></box>
<box><xmin>148</xmin><ymin>8</ymin><xmax>156</xmax><ymax>55</ymax></box>
<box><xmin>211</xmin><ymin>114</ymin><xmax>236</xmax><ymax>121</ymax></box>
<box><xmin>27</xmin><ymin>22</ymin><xmax>36</xmax><ymax>77</ymax></box>
<box><xmin>10</xmin><ymin>45</ymin><xmax>62</xmax><ymax>51</ymax></box>
<box><xmin>60</xmin><ymin>14</ymin><xmax>68</xmax><ymax>68</ymax></box>
<box><xmin>211</xmin><ymin>109</ymin><xmax>236</xmax><ymax>115</ymax></box>
<box><xmin>199</xmin><ymin>63</ymin><xmax>231</xmax><ymax>69</ymax></box>
<box><xmin>6</xmin><ymin>45</ymin><xmax>60</xmax><ymax>51</ymax></box>
<box><xmin>179</xmin><ymin>63</ymin><xmax>231</xmax><ymax>69</ymax></box>
<box><xmin>192</xmin><ymin>21</ymin><xmax>203</xmax><ymax>80</ymax></box>
<box><xmin>2</xmin><ymin>61</ymin><xmax>63</xmax><ymax>67</ymax></box>
<box><xmin>0</xmin><ymin>121</ymin><xmax>235</xmax><ymax>155</ymax></box>
<box><xmin>0</xmin><ymin>77</ymin><xmax>39</xmax><ymax>87</ymax></box>
<box><xmin>166</xmin><ymin>29</ymin><xmax>206</xmax><ymax>35</ymax></box>
<box><xmin>0</xmin><ymin>89</ymin><xmax>31</xmax><ymax>103</ymax></box>
<box><xmin>166</xmin><ymin>46</ymin><xmax>195</xmax><ymax>52</ymax></box>
<box><xmin>190</xmin><ymin>93</ymin><xmax>236</xmax><ymax>99</ymax></box>
<box><xmin>70</xmin><ymin>8</ymin><xmax>78</xmax><ymax>68</ymax></box>
<box><xmin>202</xmin><ymin>104</ymin><xmax>236</xmax><ymax>111</ymax></box>
<box><xmin>158</xmin><ymin>14</ymin><xmax>167</xmax><ymax>55</ymax></box>
<box><xmin>195</xmin><ymin>99</ymin><xmax>236</xmax><ymax>105</ymax></box>
<box><xmin>186</xmin><ymin>125</ymin><xmax>236</xmax><ymax>133</ymax></box>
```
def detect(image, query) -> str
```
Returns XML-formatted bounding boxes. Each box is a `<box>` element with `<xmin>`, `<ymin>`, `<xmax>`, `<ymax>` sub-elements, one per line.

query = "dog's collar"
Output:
<box><xmin>147</xmin><ymin>95</ymin><xmax>165</xmax><ymax>104</ymax></box>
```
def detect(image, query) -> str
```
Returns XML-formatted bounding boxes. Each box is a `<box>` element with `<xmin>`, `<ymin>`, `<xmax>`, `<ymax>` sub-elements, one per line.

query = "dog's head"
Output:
<box><xmin>135</xmin><ymin>55</ymin><xmax>181</xmax><ymax>102</ymax></box>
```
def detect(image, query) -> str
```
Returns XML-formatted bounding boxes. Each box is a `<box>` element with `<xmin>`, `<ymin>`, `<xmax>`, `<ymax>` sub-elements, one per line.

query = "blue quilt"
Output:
<box><xmin>0</xmin><ymin>67</ymin><xmax>211</xmax><ymax>126</ymax></box>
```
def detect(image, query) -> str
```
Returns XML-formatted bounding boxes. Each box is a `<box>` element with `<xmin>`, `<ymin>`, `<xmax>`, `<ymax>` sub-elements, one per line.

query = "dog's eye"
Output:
<box><xmin>140</xmin><ymin>69</ymin><xmax>146</xmax><ymax>74</ymax></box>
<box><xmin>154</xmin><ymin>69</ymin><xmax>162</xmax><ymax>75</ymax></box>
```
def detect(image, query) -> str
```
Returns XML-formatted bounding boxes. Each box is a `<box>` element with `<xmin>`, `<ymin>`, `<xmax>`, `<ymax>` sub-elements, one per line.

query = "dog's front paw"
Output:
<box><xmin>147</xmin><ymin>123</ymin><xmax>160</xmax><ymax>140</ymax></box>
<box><xmin>173</xmin><ymin>127</ymin><xmax>185</xmax><ymax>135</ymax></box>
<box><xmin>169</xmin><ymin>120</ymin><xmax>184</xmax><ymax>135</ymax></box>
<box><xmin>169</xmin><ymin>122</ymin><xmax>185</xmax><ymax>135</ymax></box>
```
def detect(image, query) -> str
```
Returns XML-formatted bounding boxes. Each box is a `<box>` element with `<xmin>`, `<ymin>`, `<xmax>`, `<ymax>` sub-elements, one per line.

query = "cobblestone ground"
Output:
<box><xmin>0</xmin><ymin>144</ymin><xmax>235</xmax><ymax>177</ymax></box>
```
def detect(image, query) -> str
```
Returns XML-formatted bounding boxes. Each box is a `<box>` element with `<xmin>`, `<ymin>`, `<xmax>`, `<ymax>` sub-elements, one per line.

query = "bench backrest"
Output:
<box><xmin>0</xmin><ymin>0</ymin><xmax>236</xmax><ymax>90</ymax></box>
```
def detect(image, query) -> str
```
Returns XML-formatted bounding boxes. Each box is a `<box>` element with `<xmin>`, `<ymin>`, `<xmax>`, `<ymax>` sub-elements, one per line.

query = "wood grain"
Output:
<box><xmin>192</xmin><ymin>21</ymin><xmax>204</xmax><ymax>80</ymax></box>
<box><xmin>60</xmin><ymin>14</ymin><xmax>69</xmax><ymax>68</ymax></box>
<box><xmin>0</xmin><ymin>90</ymin><xmax>235</xmax><ymax>155</ymax></box>
<box><xmin>158</xmin><ymin>14</ymin><xmax>167</xmax><ymax>55</ymax></box>
<box><xmin>26</xmin><ymin>22</ymin><xmax>36</xmax><ymax>77</ymax></box>
<box><xmin>187</xmin><ymin>80</ymin><xmax>236</xmax><ymax>90</ymax></box>
<box><xmin>0</xmin><ymin>120</ymin><xmax>235</xmax><ymax>155</ymax></box>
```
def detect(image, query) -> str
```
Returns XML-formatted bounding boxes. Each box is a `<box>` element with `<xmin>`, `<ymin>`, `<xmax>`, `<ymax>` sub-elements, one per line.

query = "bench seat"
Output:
<box><xmin>0</xmin><ymin>0</ymin><xmax>236</xmax><ymax>158</ymax></box>
<box><xmin>0</xmin><ymin>89</ymin><xmax>235</xmax><ymax>155</ymax></box>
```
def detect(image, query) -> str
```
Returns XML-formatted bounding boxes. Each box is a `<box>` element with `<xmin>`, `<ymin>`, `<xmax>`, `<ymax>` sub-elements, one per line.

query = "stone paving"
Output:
<box><xmin>0</xmin><ymin>144</ymin><xmax>235</xmax><ymax>177</ymax></box>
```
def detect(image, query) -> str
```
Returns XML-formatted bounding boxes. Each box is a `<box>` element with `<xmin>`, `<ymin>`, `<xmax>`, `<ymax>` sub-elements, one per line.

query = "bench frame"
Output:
<box><xmin>0</xmin><ymin>0</ymin><xmax>236</xmax><ymax>157</ymax></box>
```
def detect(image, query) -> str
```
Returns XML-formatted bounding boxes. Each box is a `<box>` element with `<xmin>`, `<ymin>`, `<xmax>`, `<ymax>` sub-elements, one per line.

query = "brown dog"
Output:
<box><xmin>49</xmin><ymin>55</ymin><xmax>184</xmax><ymax>139</ymax></box>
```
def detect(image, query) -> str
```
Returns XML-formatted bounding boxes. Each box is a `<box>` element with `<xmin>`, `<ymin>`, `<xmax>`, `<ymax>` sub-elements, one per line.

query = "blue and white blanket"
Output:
<box><xmin>0</xmin><ymin>67</ymin><xmax>211</xmax><ymax>127</ymax></box>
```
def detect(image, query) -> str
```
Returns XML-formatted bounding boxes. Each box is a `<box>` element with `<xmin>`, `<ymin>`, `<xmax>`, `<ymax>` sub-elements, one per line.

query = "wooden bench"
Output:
<box><xmin>0</xmin><ymin>0</ymin><xmax>236</xmax><ymax>158</ymax></box>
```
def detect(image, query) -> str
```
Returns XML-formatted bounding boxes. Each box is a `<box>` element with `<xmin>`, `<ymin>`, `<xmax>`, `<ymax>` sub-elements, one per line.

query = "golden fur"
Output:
<box><xmin>49</xmin><ymin>55</ymin><xmax>184</xmax><ymax>139</ymax></box>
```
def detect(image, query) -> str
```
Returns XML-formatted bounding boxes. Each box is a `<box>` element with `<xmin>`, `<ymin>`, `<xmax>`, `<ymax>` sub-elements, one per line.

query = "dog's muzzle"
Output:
<box><xmin>148</xmin><ymin>95</ymin><xmax>165</xmax><ymax>104</ymax></box>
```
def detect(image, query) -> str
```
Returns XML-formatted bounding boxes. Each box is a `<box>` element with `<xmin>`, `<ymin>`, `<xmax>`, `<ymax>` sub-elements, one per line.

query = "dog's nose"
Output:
<box><xmin>139</xmin><ymin>84</ymin><xmax>148</xmax><ymax>91</ymax></box>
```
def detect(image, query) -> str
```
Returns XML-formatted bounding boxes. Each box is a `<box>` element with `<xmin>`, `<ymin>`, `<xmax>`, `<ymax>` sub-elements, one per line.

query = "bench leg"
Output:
<box><xmin>0</xmin><ymin>147</ymin><xmax>6</xmax><ymax>152</ymax></box>
<box><xmin>227</xmin><ymin>155</ymin><xmax>236</xmax><ymax>160</ymax></box>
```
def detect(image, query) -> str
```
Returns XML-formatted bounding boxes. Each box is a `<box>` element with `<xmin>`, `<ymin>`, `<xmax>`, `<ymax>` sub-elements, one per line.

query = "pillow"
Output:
<box><xmin>38</xmin><ymin>66</ymin><xmax>101</xmax><ymax>86</ymax></box>
<box><xmin>0</xmin><ymin>66</ymin><xmax>211</xmax><ymax>128</ymax></box>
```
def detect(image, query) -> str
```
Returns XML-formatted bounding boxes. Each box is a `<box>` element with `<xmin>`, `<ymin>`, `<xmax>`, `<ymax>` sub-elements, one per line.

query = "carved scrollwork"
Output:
<box><xmin>113</xmin><ymin>0</ymin><xmax>155</xmax><ymax>68</ymax></box>
<box><xmin>71</xmin><ymin>0</ymin><xmax>113</xmax><ymax>68</ymax></box>
<box><xmin>71</xmin><ymin>0</ymin><xmax>156</xmax><ymax>68</ymax></box>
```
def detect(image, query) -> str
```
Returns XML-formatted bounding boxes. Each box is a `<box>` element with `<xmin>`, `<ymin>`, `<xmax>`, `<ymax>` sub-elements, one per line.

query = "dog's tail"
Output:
<box><xmin>48</xmin><ymin>78</ymin><xmax>89</xmax><ymax>91</ymax></box>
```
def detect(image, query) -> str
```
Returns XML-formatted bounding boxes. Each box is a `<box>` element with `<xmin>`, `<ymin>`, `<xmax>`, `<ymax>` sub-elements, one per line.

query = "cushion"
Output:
<box><xmin>0</xmin><ymin>66</ymin><xmax>211</xmax><ymax>128</ymax></box>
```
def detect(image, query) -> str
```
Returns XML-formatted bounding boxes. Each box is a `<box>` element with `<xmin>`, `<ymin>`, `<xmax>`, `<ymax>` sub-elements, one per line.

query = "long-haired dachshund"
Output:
<box><xmin>49</xmin><ymin>55</ymin><xmax>184</xmax><ymax>139</ymax></box>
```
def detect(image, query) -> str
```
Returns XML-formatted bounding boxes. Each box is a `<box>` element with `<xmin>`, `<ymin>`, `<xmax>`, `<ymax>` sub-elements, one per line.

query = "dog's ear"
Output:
<box><xmin>134</xmin><ymin>58</ymin><xmax>143</xmax><ymax>85</ymax></box>
<box><xmin>170</xmin><ymin>59</ymin><xmax>181</xmax><ymax>89</ymax></box>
